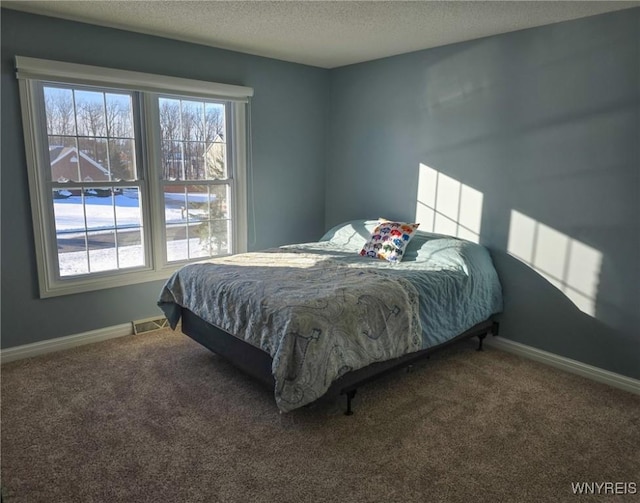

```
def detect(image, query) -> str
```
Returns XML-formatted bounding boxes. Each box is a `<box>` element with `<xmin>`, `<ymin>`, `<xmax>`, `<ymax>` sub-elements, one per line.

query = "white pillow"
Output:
<box><xmin>359</xmin><ymin>220</ymin><xmax>420</xmax><ymax>263</ymax></box>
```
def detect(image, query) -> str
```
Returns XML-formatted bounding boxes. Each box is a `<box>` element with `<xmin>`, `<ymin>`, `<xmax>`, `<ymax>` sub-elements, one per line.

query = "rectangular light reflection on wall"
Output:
<box><xmin>416</xmin><ymin>163</ymin><xmax>437</xmax><ymax>227</ymax></box>
<box><xmin>534</xmin><ymin>223</ymin><xmax>570</xmax><ymax>283</ymax></box>
<box><xmin>457</xmin><ymin>185</ymin><xmax>483</xmax><ymax>242</ymax></box>
<box><xmin>564</xmin><ymin>241</ymin><xmax>603</xmax><ymax>316</ymax></box>
<box><xmin>507</xmin><ymin>210</ymin><xmax>602</xmax><ymax>316</ymax></box>
<box><xmin>433</xmin><ymin>173</ymin><xmax>460</xmax><ymax>236</ymax></box>
<box><xmin>416</xmin><ymin>163</ymin><xmax>483</xmax><ymax>243</ymax></box>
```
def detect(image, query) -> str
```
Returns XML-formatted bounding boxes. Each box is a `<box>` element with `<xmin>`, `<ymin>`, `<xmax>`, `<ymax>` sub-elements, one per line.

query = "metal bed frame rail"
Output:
<box><xmin>180</xmin><ymin>308</ymin><xmax>499</xmax><ymax>415</ymax></box>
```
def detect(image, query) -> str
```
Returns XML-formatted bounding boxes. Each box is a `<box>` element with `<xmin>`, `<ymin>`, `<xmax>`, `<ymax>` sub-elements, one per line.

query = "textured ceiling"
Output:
<box><xmin>4</xmin><ymin>1</ymin><xmax>639</xmax><ymax>68</ymax></box>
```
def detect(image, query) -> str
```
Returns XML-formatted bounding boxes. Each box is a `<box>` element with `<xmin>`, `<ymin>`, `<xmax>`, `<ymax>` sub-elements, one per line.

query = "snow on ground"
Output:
<box><xmin>55</xmin><ymin>193</ymin><xmax>223</xmax><ymax>276</ymax></box>
<box><xmin>54</xmin><ymin>192</ymin><xmax>211</xmax><ymax>232</ymax></box>
<box><xmin>58</xmin><ymin>238</ymin><xmax>215</xmax><ymax>276</ymax></box>
<box><xmin>59</xmin><ymin>244</ymin><xmax>145</xmax><ymax>276</ymax></box>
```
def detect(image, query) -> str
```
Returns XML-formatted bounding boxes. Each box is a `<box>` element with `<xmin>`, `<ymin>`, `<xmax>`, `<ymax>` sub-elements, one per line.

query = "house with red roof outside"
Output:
<box><xmin>49</xmin><ymin>146</ymin><xmax>112</xmax><ymax>198</ymax></box>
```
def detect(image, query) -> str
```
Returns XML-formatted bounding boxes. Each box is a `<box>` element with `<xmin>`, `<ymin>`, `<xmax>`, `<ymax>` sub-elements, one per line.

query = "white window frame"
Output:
<box><xmin>16</xmin><ymin>56</ymin><xmax>253</xmax><ymax>298</ymax></box>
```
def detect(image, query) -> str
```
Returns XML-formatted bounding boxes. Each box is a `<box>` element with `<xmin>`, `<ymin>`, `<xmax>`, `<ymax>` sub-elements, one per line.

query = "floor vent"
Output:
<box><xmin>132</xmin><ymin>316</ymin><xmax>170</xmax><ymax>335</ymax></box>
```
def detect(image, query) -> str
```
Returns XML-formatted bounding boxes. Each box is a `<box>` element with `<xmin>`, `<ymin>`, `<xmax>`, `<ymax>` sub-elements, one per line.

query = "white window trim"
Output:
<box><xmin>16</xmin><ymin>56</ymin><xmax>254</xmax><ymax>101</ymax></box>
<box><xmin>16</xmin><ymin>56</ymin><xmax>253</xmax><ymax>298</ymax></box>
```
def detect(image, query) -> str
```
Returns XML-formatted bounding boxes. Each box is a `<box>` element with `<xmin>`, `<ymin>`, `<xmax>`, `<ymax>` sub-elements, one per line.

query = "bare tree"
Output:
<box><xmin>160</xmin><ymin>99</ymin><xmax>181</xmax><ymax>180</ymax></box>
<box><xmin>76</xmin><ymin>100</ymin><xmax>105</xmax><ymax>137</ymax></box>
<box><xmin>159</xmin><ymin>98</ymin><xmax>226</xmax><ymax>181</ymax></box>
<box><xmin>105</xmin><ymin>98</ymin><xmax>131</xmax><ymax>138</ymax></box>
<box><xmin>105</xmin><ymin>97</ymin><xmax>135</xmax><ymax>180</ymax></box>
<box><xmin>206</xmin><ymin>106</ymin><xmax>224</xmax><ymax>141</ymax></box>
<box><xmin>45</xmin><ymin>88</ymin><xmax>75</xmax><ymax>136</ymax></box>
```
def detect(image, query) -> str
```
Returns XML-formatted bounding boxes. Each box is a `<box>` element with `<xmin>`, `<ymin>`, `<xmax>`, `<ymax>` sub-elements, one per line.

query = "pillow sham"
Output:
<box><xmin>359</xmin><ymin>220</ymin><xmax>420</xmax><ymax>263</ymax></box>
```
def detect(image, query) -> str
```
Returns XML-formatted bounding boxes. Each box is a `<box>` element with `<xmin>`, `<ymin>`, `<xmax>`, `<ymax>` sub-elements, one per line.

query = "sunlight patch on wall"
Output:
<box><xmin>415</xmin><ymin>163</ymin><xmax>483</xmax><ymax>243</ymax></box>
<box><xmin>507</xmin><ymin>210</ymin><xmax>602</xmax><ymax>316</ymax></box>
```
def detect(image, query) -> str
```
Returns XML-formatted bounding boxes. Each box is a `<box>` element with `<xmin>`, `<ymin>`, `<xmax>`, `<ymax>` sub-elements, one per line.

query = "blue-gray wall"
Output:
<box><xmin>1</xmin><ymin>9</ymin><xmax>329</xmax><ymax>347</ymax></box>
<box><xmin>327</xmin><ymin>9</ymin><xmax>639</xmax><ymax>378</ymax></box>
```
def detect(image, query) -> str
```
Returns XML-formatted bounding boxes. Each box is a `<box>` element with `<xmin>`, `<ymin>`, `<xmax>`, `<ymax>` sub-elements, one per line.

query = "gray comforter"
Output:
<box><xmin>158</xmin><ymin>222</ymin><xmax>503</xmax><ymax>412</ymax></box>
<box><xmin>159</xmin><ymin>249</ymin><xmax>422</xmax><ymax>412</ymax></box>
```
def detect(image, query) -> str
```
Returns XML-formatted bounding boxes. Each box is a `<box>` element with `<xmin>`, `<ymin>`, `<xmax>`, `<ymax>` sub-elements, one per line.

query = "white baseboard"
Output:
<box><xmin>3</xmin><ymin>326</ymin><xmax>638</xmax><ymax>397</ymax></box>
<box><xmin>1</xmin><ymin>323</ymin><xmax>133</xmax><ymax>364</ymax></box>
<box><xmin>486</xmin><ymin>337</ymin><xmax>640</xmax><ymax>395</ymax></box>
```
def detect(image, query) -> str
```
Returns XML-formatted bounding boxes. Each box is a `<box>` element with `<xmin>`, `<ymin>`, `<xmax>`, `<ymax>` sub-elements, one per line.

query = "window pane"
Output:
<box><xmin>75</xmin><ymin>90</ymin><xmax>107</xmax><ymax>137</ymax></box>
<box><xmin>115</xmin><ymin>187</ymin><xmax>145</xmax><ymax>269</ymax></box>
<box><xmin>164</xmin><ymin>185</ymin><xmax>186</xmax><ymax>224</ymax></box>
<box><xmin>44</xmin><ymin>87</ymin><xmax>76</xmax><ymax>136</ymax></box>
<box><xmin>54</xmin><ymin>192</ymin><xmax>89</xmax><ymax>277</ymax></box>
<box><xmin>87</xmin><ymin>230</ymin><xmax>117</xmax><ymax>272</ymax></box>
<box><xmin>77</xmin><ymin>138</ymin><xmax>110</xmax><ymax>182</ymax></box>
<box><xmin>186</xmin><ymin>185</ymin><xmax>212</xmax><ymax>222</ymax></box>
<box><xmin>116</xmin><ymin>228</ymin><xmax>144</xmax><ymax>269</ymax></box>
<box><xmin>115</xmin><ymin>187</ymin><xmax>142</xmax><ymax>229</ymax></box>
<box><xmin>183</xmin><ymin>142</ymin><xmax>206</xmax><ymax>180</ymax></box>
<box><xmin>208</xmin><ymin>219</ymin><xmax>230</xmax><ymax>256</ymax></box>
<box><xmin>53</xmin><ymin>188</ymin><xmax>84</xmax><ymax>237</ymax></box>
<box><xmin>210</xmin><ymin>185</ymin><xmax>230</xmax><ymax>219</ymax></box>
<box><xmin>108</xmin><ymin>139</ymin><xmax>137</xmax><ymax>180</ymax></box>
<box><xmin>188</xmin><ymin>221</ymin><xmax>211</xmax><ymax>259</ymax></box>
<box><xmin>57</xmin><ymin>231</ymin><xmax>90</xmax><ymax>277</ymax></box>
<box><xmin>181</xmin><ymin>100</ymin><xmax>204</xmax><ymax>141</ymax></box>
<box><xmin>161</xmin><ymin>140</ymin><xmax>184</xmax><ymax>180</ymax></box>
<box><xmin>105</xmin><ymin>93</ymin><xmax>134</xmax><ymax>138</ymax></box>
<box><xmin>159</xmin><ymin>98</ymin><xmax>181</xmax><ymax>141</ymax></box>
<box><xmin>84</xmin><ymin>187</ymin><xmax>116</xmax><ymax>231</ymax></box>
<box><xmin>205</xmin><ymin>103</ymin><xmax>225</xmax><ymax>141</ymax></box>
<box><xmin>166</xmin><ymin>224</ymin><xmax>188</xmax><ymax>262</ymax></box>
<box><xmin>191</xmin><ymin>184</ymin><xmax>231</xmax><ymax>257</ymax></box>
<box><xmin>49</xmin><ymin>136</ymin><xmax>78</xmax><ymax>182</ymax></box>
<box><xmin>205</xmin><ymin>142</ymin><xmax>227</xmax><ymax>179</ymax></box>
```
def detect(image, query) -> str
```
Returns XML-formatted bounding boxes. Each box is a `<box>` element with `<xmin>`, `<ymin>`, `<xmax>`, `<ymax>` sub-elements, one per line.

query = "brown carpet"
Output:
<box><xmin>1</xmin><ymin>329</ymin><xmax>639</xmax><ymax>503</ymax></box>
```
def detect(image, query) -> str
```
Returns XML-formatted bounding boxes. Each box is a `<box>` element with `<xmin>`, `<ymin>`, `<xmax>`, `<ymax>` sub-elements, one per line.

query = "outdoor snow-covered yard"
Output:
<box><xmin>54</xmin><ymin>192</ymin><xmax>228</xmax><ymax>276</ymax></box>
<box><xmin>53</xmin><ymin>190</ymin><xmax>214</xmax><ymax>231</ymax></box>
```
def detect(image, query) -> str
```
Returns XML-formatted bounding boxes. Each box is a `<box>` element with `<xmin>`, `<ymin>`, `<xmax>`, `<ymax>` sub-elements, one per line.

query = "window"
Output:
<box><xmin>16</xmin><ymin>57</ymin><xmax>253</xmax><ymax>297</ymax></box>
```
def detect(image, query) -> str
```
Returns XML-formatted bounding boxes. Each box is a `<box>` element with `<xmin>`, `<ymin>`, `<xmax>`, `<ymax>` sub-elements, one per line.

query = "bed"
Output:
<box><xmin>158</xmin><ymin>219</ymin><xmax>503</xmax><ymax>414</ymax></box>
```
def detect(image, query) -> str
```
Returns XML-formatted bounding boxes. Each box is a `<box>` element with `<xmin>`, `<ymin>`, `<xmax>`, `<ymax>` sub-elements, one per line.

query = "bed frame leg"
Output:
<box><xmin>477</xmin><ymin>333</ymin><xmax>487</xmax><ymax>351</ymax></box>
<box><xmin>344</xmin><ymin>389</ymin><xmax>357</xmax><ymax>416</ymax></box>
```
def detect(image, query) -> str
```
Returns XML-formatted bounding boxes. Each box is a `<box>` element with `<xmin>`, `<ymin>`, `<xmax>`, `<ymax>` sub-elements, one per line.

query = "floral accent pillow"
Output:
<box><xmin>359</xmin><ymin>220</ymin><xmax>420</xmax><ymax>263</ymax></box>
